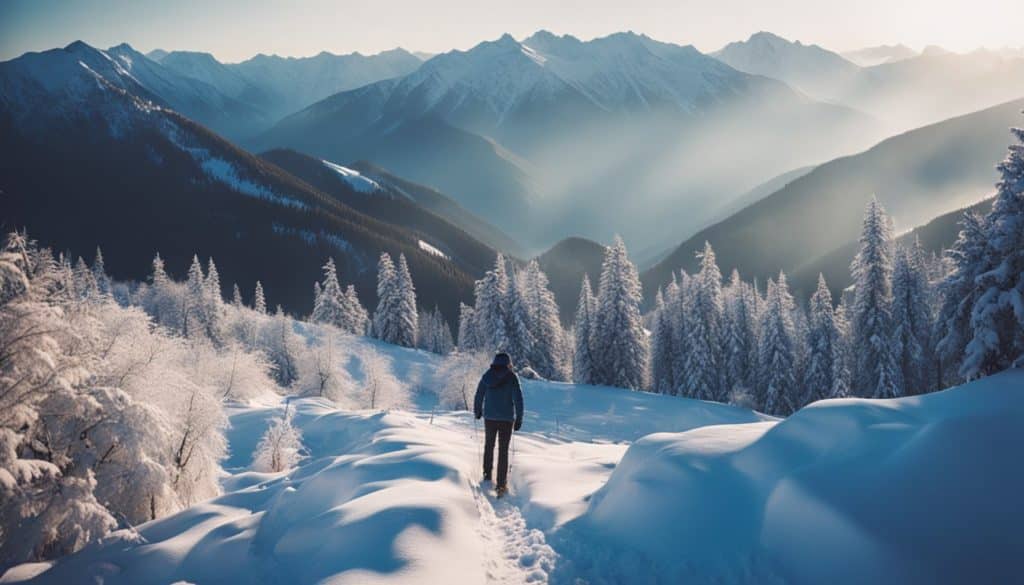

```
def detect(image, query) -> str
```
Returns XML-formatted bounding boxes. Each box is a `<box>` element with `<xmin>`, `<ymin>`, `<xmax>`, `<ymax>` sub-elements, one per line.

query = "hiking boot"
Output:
<box><xmin>495</xmin><ymin>484</ymin><xmax>508</xmax><ymax>497</ymax></box>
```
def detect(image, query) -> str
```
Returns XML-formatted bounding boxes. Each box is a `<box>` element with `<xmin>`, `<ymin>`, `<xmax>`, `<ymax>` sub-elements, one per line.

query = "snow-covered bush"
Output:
<box><xmin>432</xmin><ymin>351</ymin><xmax>491</xmax><ymax>410</ymax></box>
<box><xmin>252</xmin><ymin>406</ymin><xmax>305</xmax><ymax>473</ymax></box>
<box><xmin>355</xmin><ymin>347</ymin><xmax>408</xmax><ymax>410</ymax></box>
<box><xmin>295</xmin><ymin>329</ymin><xmax>355</xmax><ymax>404</ymax></box>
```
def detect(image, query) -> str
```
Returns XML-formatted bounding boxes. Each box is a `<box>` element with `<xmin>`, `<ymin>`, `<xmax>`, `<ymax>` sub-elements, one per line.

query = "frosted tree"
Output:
<box><xmin>803</xmin><ymin>275</ymin><xmax>842</xmax><ymax>406</ymax></box>
<box><xmin>232</xmin><ymin>283</ymin><xmax>243</xmax><ymax>307</ymax></box>
<box><xmin>92</xmin><ymin>247</ymin><xmax>112</xmax><ymax>297</ymax></box>
<box><xmin>757</xmin><ymin>274</ymin><xmax>800</xmax><ymax>416</ymax></box>
<box><xmin>962</xmin><ymin>125</ymin><xmax>1024</xmax><ymax>379</ymax></box>
<box><xmin>262</xmin><ymin>306</ymin><xmax>299</xmax><ymax>386</ymax></box>
<box><xmin>252</xmin><ymin>404</ymin><xmax>305</xmax><ymax>473</ymax></box>
<box><xmin>296</xmin><ymin>331</ymin><xmax>354</xmax><ymax>403</ymax></box>
<box><xmin>721</xmin><ymin>270</ymin><xmax>759</xmax><ymax>402</ymax></box>
<box><xmin>394</xmin><ymin>254</ymin><xmax>418</xmax><ymax>347</ymax></box>
<box><xmin>358</xmin><ymin>348</ymin><xmax>408</xmax><ymax>410</ymax></box>
<box><xmin>346</xmin><ymin>285</ymin><xmax>369</xmax><ymax>335</ymax></box>
<box><xmin>183</xmin><ymin>255</ymin><xmax>205</xmax><ymax>339</ymax></box>
<box><xmin>892</xmin><ymin>241</ymin><xmax>934</xmax><ymax>394</ymax></box>
<box><xmin>671</xmin><ymin>271</ymin><xmax>695</xmax><ymax>397</ymax></box>
<box><xmin>521</xmin><ymin>260</ymin><xmax>569</xmax><ymax>380</ymax></box>
<box><xmin>432</xmin><ymin>351</ymin><xmax>491</xmax><ymax>410</ymax></box>
<box><xmin>144</xmin><ymin>253</ymin><xmax>181</xmax><ymax>329</ymax></box>
<box><xmin>649</xmin><ymin>289</ymin><xmax>676</xmax><ymax>393</ymax></box>
<box><xmin>933</xmin><ymin>212</ymin><xmax>988</xmax><ymax>386</ymax></box>
<box><xmin>418</xmin><ymin>307</ymin><xmax>454</xmax><ymax>355</ymax></box>
<box><xmin>73</xmin><ymin>256</ymin><xmax>98</xmax><ymax>301</ymax></box>
<box><xmin>372</xmin><ymin>253</ymin><xmax>416</xmax><ymax>346</ymax></box>
<box><xmin>457</xmin><ymin>302</ymin><xmax>479</xmax><ymax>351</ymax></box>
<box><xmin>679</xmin><ymin>243</ymin><xmax>723</xmax><ymax>401</ymax></box>
<box><xmin>203</xmin><ymin>257</ymin><xmax>227</xmax><ymax>345</ymax></box>
<box><xmin>504</xmin><ymin>268</ymin><xmax>537</xmax><ymax>373</ymax></box>
<box><xmin>850</xmin><ymin>197</ymin><xmax>901</xmax><ymax>398</ymax></box>
<box><xmin>572</xmin><ymin>275</ymin><xmax>598</xmax><ymax>385</ymax></box>
<box><xmin>253</xmin><ymin>281</ymin><xmax>267</xmax><ymax>315</ymax></box>
<box><xmin>311</xmin><ymin>258</ymin><xmax>349</xmax><ymax>330</ymax></box>
<box><xmin>591</xmin><ymin>236</ymin><xmax>648</xmax><ymax>390</ymax></box>
<box><xmin>473</xmin><ymin>255</ymin><xmax>510</xmax><ymax>351</ymax></box>
<box><xmin>832</xmin><ymin>303</ymin><xmax>853</xmax><ymax>398</ymax></box>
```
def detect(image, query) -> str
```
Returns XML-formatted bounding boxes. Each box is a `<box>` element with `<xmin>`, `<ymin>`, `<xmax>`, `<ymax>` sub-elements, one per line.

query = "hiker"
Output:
<box><xmin>474</xmin><ymin>352</ymin><xmax>524</xmax><ymax>496</ymax></box>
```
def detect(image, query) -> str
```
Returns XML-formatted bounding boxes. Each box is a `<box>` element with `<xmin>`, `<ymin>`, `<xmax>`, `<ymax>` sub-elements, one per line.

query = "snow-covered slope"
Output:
<box><xmin>559</xmin><ymin>369</ymin><xmax>1024</xmax><ymax>584</ymax></box>
<box><xmin>322</xmin><ymin>159</ymin><xmax>381</xmax><ymax>193</ymax></box>
<box><xmin>7</xmin><ymin>327</ymin><xmax>1018</xmax><ymax>584</ymax></box>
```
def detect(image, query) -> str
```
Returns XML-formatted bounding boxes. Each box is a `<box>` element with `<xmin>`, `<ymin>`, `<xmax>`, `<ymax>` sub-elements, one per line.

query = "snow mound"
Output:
<box><xmin>555</xmin><ymin>369</ymin><xmax>1024</xmax><ymax>584</ymax></box>
<box><xmin>322</xmin><ymin>160</ymin><xmax>381</xmax><ymax>194</ymax></box>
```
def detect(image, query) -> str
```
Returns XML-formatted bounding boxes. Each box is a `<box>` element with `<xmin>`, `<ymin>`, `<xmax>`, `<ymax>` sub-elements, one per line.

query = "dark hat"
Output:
<box><xmin>491</xmin><ymin>352</ymin><xmax>512</xmax><ymax>368</ymax></box>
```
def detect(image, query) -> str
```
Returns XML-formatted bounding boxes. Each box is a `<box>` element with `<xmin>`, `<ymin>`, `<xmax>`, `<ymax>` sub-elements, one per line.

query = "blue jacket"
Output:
<box><xmin>474</xmin><ymin>367</ymin><xmax>524</xmax><ymax>423</ymax></box>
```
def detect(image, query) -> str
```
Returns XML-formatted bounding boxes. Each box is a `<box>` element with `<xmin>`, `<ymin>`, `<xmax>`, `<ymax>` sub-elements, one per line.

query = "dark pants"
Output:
<box><xmin>483</xmin><ymin>419</ymin><xmax>513</xmax><ymax>487</ymax></box>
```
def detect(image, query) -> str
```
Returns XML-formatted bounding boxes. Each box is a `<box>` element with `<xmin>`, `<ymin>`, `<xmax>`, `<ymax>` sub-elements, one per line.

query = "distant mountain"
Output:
<box><xmin>714</xmin><ymin>31</ymin><xmax>860</xmax><ymax>101</ymax></box>
<box><xmin>258</xmin><ymin>148</ymin><xmax>504</xmax><ymax>275</ymax></box>
<box><xmin>536</xmin><ymin>237</ymin><xmax>607</xmax><ymax>323</ymax></box>
<box><xmin>229</xmin><ymin>49</ymin><xmax>423</xmax><ymax>121</ymax></box>
<box><xmin>105</xmin><ymin>44</ymin><xmax>275</xmax><ymax>140</ymax></box>
<box><xmin>714</xmin><ymin>32</ymin><xmax>1024</xmax><ymax>135</ymax></box>
<box><xmin>642</xmin><ymin>97</ymin><xmax>1024</xmax><ymax>300</ymax></box>
<box><xmin>841</xmin><ymin>44</ymin><xmax>917</xmax><ymax>67</ymax></box>
<box><xmin>255</xmin><ymin>31</ymin><xmax>878</xmax><ymax>252</ymax></box>
<box><xmin>0</xmin><ymin>41</ymin><xmax>479</xmax><ymax>321</ymax></box>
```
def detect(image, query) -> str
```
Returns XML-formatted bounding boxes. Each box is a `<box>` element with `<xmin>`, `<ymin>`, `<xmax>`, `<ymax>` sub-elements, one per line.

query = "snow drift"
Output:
<box><xmin>557</xmin><ymin>369</ymin><xmax>1024</xmax><ymax>584</ymax></box>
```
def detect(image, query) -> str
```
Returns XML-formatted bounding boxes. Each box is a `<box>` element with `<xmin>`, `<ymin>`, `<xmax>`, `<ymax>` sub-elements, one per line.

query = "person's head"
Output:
<box><xmin>491</xmin><ymin>352</ymin><xmax>512</xmax><ymax>370</ymax></box>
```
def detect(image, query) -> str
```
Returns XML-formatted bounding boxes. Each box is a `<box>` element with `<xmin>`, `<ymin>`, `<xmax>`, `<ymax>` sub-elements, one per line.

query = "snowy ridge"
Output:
<box><xmin>322</xmin><ymin>159</ymin><xmax>381</xmax><ymax>193</ymax></box>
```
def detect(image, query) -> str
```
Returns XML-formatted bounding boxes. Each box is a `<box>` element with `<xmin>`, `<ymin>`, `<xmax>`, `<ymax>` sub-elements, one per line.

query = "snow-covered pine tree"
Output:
<box><xmin>572</xmin><ymin>275</ymin><xmax>597</xmax><ymax>385</ymax></box>
<box><xmin>473</xmin><ymin>255</ymin><xmax>510</xmax><ymax>351</ymax></box>
<box><xmin>803</xmin><ymin>274</ymin><xmax>841</xmax><ymax>406</ymax></box>
<box><xmin>92</xmin><ymin>247</ymin><xmax>111</xmax><ymax>297</ymax></box>
<box><xmin>757</xmin><ymin>274</ymin><xmax>799</xmax><ymax>415</ymax></box>
<box><xmin>521</xmin><ymin>260</ymin><xmax>569</xmax><ymax>380</ymax></box>
<box><xmin>204</xmin><ymin>258</ymin><xmax>227</xmax><ymax>345</ymax></box>
<box><xmin>721</xmin><ymin>270</ymin><xmax>759</xmax><ymax>402</ymax></box>
<box><xmin>393</xmin><ymin>254</ymin><xmax>418</xmax><ymax>348</ymax></box>
<box><xmin>253</xmin><ymin>281</ymin><xmax>267</xmax><ymax>315</ymax></box>
<box><xmin>311</xmin><ymin>258</ymin><xmax>349</xmax><ymax>330</ymax></box>
<box><xmin>183</xmin><ymin>255</ymin><xmax>205</xmax><ymax>339</ymax></box>
<box><xmin>962</xmin><ymin>125</ymin><xmax>1024</xmax><ymax>379</ymax></box>
<box><xmin>832</xmin><ymin>303</ymin><xmax>853</xmax><ymax>398</ymax></box>
<box><xmin>346</xmin><ymin>285</ymin><xmax>369</xmax><ymax>335</ymax></box>
<box><xmin>891</xmin><ymin>241</ymin><xmax>934</xmax><ymax>394</ymax></box>
<box><xmin>73</xmin><ymin>256</ymin><xmax>98</xmax><ymax>301</ymax></box>
<box><xmin>264</xmin><ymin>305</ymin><xmax>299</xmax><ymax>386</ymax></box>
<box><xmin>679</xmin><ymin>242</ymin><xmax>723</xmax><ymax>401</ymax></box>
<box><xmin>649</xmin><ymin>289</ymin><xmax>675</xmax><ymax>393</ymax></box>
<box><xmin>591</xmin><ymin>236</ymin><xmax>648</xmax><ymax>390</ymax></box>
<box><xmin>933</xmin><ymin>212</ymin><xmax>988</xmax><ymax>386</ymax></box>
<box><xmin>503</xmin><ymin>266</ymin><xmax>536</xmax><ymax>370</ymax></box>
<box><xmin>850</xmin><ymin>197</ymin><xmax>902</xmax><ymax>398</ymax></box>
<box><xmin>457</xmin><ymin>302</ymin><xmax>479</xmax><ymax>351</ymax></box>
<box><xmin>372</xmin><ymin>252</ymin><xmax>399</xmax><ymax>342</ymax></box>
<box><xmin>232</xmin><ymin>283</ymin><xmax>243</xmax><ymax>307</ymax></box>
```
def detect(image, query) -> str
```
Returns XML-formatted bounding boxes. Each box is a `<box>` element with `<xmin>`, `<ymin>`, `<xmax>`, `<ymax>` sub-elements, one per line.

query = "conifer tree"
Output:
<box><xmin>346</xmin><ymin>285</ymin><xmax>369</xmax><ymax>335</ymax></box>
<box><xmin>573</xmin><ymin>275</ymin><xmax>597</xmax><ymax>385</ymax></box>
<box><xmin>473</xmin><ymin>255</ymin><xmax>510</xmax><ymax>351</ymax></box>
<box><xmin>850</xmin><ymin>197</ymin><xmax>901</xmax><ymax>398</ymax></box>
<box><xmin>804</xmin><ymin>274</ymin><xmax>841</xmax><ymax>406</ymax></box>
<box><xmin>757</xmin><ymin>274</ymin><xmax>799</xmax><ymax>415</ymax></box>
<box><xmin>891</xmin><ymin>241</ymin><xmax>934</xmax><ymax>394</ymax></box>
<box><xmin>591</xmin><ymin>236</ymin><xmax>648</xmax><ymax>390</ymax></box>
<box><xmin>254</xmin><ymin>281</ymin><xmax>267</xmax><ymax>315</ymax></box>
<box><xmin>92</xmin><ymin>247</ymin><xmax>111</xmax><ymax>297</ymax></box>
<box><xmin>232</xmin><ymin>283</ymin><xmax>243</xmax><ymax>307</ymax></box>
<box><xmin>457</xmin><ymin>302</ymin><xmax>479</xmax><ymax>351</ymax></box>
<box><xmin>311</xmin><ymin>258</ymin><xmax>348</xmax><ymax>330</ymax></box>
<box><xmin>721</xmin><ymin>270</ymin><xmax>758</xmax><ymax>400</ymax></box>
<box><xmin>962</xmin><ymin>125</ymin><xmax>1024</xmax><ymax>379</ymax></box>
<box><xmin>394</xmin><ymin>254</ymin><xmax>418</xmax><ymax>348</ymax></box>
<box><xmin>680</xmin><ymin>242</ymin><xmax>723</xmax><ymax>401</ymax></box>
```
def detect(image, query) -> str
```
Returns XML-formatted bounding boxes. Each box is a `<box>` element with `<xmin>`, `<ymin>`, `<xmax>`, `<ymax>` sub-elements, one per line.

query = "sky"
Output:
<box><xmin>1</xmin><ymin>0</ymin><xmax>1022</xmax><ymax>62</ymax></box>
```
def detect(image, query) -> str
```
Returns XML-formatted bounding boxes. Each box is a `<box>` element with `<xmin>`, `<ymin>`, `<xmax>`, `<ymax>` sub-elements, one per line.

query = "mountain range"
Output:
<box><xmin>0</xmin><ymin>41</ymin><xmax>491</xmax><ymax>322</ymax></box>
<box><xmin>3</xmin><ymin>31</ymin><xmax>1022</xmax><ymax>321</ymax></box>
<box><xmin>254</xmin><ymin>31</ymin><xmax>880</xmax><ymax>252</ymax></box>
